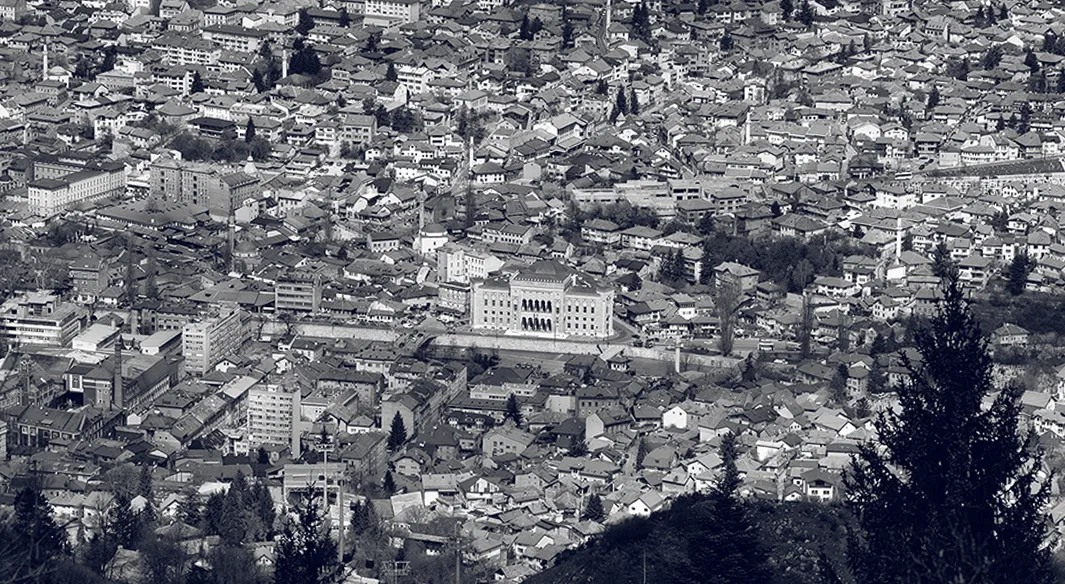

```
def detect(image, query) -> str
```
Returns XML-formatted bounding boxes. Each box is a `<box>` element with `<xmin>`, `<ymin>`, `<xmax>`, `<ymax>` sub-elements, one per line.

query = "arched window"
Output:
<box><xmin>521</xmin><ymin>299</ymin><xmax>527</xmax><ymax>310</ymax></box>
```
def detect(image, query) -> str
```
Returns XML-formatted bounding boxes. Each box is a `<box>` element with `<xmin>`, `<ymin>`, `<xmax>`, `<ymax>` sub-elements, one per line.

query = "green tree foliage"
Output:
<box><xmin>388</xmin><ymin>411</ymin><xmax>407</xmax><ymax>451</ymax></box>
<box><xmin>846</xmin><ymin>273</ymin><xmax>1054</xmax><ymax>584</ymax></box>
<box><xmin>244</xmin><ymin>118</ymin><xmax>256</xmax><ymax>143</ymax></box>
<box><xmin>631</xmin><ymin>1</ymin><xmax>651</xmax><ymax>40</ymax></box>
<box><xmin>288</xmin><ymin>39</ymin><xmax>322</xmax><ymax>78</ymax></box>
<box><xmin>797</xmin><ymin>0</ymin><xmax>813</xmax><ymax>26</ymax></box>
<box><xmin>505</xmin><ymin>393</ymin><xmax>522</xmax><ymax>426</ymax></box>
<box><xmin>568</xmin><ymin>435</ymin><xmax>588</xmax><ymax>457</ymax></box>
<box><xmin>982</xmin><ymin>44</ymin><xmax>1004</xmax><ymax>69</ymax></box>
<box><xmin>580</xmin><ymin>199</ymin><xmax>660</xmax><ymax>230</ymax></box>
<box><xmin>190</xmin><ymin>70</ymin><xmax>205</xmax><ymax>94</ymax></box>
<box><xmin>657</xmin><ymin>248</ymin><xmax>687</xmax><ymax>287</ymax></box>
<box><xmin>274</xmin><ymin>492</ymin><xmax>343</xmax><ymax>584</ymax></box>
<box><xmin>9</xmin><ymin>487</ymin><xmax>70</xmax><ymax>583</ymax></box>
<box><xmin>635</xmin><ymin>437</ymin><xmax>648</xmax><ymax>469</ymax></box>
<box><xmin>780</xmin><ymin>0</ymin><xmax>793</xmax><ymax>18</ymax></box>
<box><xmin>629</xmin><ymin>86</ymin><xmax>640</xmax><ymax>115</ymax></box>
<box><xmin>385</xmin><ymin>62</ymin><xmax>397</xmax><ymax>81</ymax></box>
<box><xmin>199</xmin><ymin>545</ymin><xmax>265</xmax><ymax>584</ymax></box>
<box><xmin>140</xmin><ymin>534</ymin><xmax>191</xmax><ymax>584</ymax></box>
<box><xmin>583</xmin><ymin>494</ymin><xmax>605</xmax><ymax>521</ymax></box>
<box><xmin>1006</xmin><ymin>252</ymin><xmax>1034</xmax><ymax>296</ymax></box>
<box><xmin>829</xmin><ymin>363</ymin><xmax>848</xmax><ymax>405</ymax></box>
<box><xmin>339</xmin><ymin>7</ymin><xmax>351</xmax><ymax>26</ymax></box>
<box><xmin>295</xmin><ymin>8</ymin><xmax>314</xmax><ymax>35</ymax></box>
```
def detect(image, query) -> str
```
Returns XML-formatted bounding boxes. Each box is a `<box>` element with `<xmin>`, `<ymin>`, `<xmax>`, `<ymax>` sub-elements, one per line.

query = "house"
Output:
<box><xmin>992</xmin><ymin>323</ymin><xmax>1029</xmax><ymax>347</ymax></box>
<box><xmin>482</xmin><ymin>426</ymin><xmax>535</xmax><ymax>457</ymax></box>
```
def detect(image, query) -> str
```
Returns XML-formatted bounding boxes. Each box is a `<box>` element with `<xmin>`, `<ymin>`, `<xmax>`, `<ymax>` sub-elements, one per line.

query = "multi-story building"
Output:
<box><xmin>182</xmin><ymin>309</ymin><xmax>251</xmax><ymax>375</ymax></box>
<box><xmin>149</xmin><ymin>157</ymin><xmax>259</xmax><ymax>219</ymax></box>
<box><xmin>0</xmin><ymin>293</ymin><xmax>85</xmax><ymax>348</ymax></box>
<box><xmin>275</xmin><ymin>274</ymin><xmax>322</xmax><ymax>313</ymax></box>
<box><xmin>69</xmin><ymin>256</ymin><xmax>113</xmax><ymax>304</ymax></box>
<box><xmin>201</xmin><ymin>24</ymin><xmax>268</xmax><ymax>53</ymax></box>
<box><xmin>247</xmin><ymin>384</ymin><xmax>305</xmax><ymax>451</ymax></box>
<box><xmin>470</xmin><ymin>260</ymin><xmax>614</xmax><ymax>339</ymax></box>
<box><xmin>363</xmin><ymin>0</ymin><xmax>420</xmax><ymax>27</ymax></box>
<box><xmin>437</xmin><ymin>244</ymin><xmax>504</xmax><ymax>284</ymax></box>
<box><xmin>154</xmin><ymin>32</ymin><xmax>222</xmax><ymax>65</ymax></box>
<box><xmin>2</xmin><ymin>405</ymin><xmax>120</xmax><ymax>449</ymax></box>
<box><xmin>27</xmin><ymin>166</ymin><xmax>127</xmax><ymax>216</ymax></box>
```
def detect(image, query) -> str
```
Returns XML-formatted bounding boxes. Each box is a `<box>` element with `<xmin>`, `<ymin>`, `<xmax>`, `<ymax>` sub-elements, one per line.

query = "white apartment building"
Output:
<box><xmin>247</xmin><ymin>384</ymin><xmax>306</xmax><ymax>451</ymax></box>
<box><xmin>364</xmin><ymin>0</ymin><xmax>420</xmax><ymax>26</ymax></box>
<box><xmin>182</xmin><ymin>310</ymin><xmax>251</xmax><ymax>375</ymax></box>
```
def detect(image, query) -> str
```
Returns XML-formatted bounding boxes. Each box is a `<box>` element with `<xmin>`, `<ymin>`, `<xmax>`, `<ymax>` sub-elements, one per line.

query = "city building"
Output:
<box><xmin>181</xmin><ymin>309</ymin><xmax>252</xmax><ymax>375</ymax></box>
<box><xmin>149</xmin><ymin>157</ymin><xmax>260</xmax><ymax>220</ymax></box>
<box><xmin>363</xmin><ymin>0</ymin><xmax>420</xmax><ymax>26</ymax></box>
<box><xmin>247</xmin><ymin>384</ymin><xmax>307</xmax><ymax>452</ymax></box>
<box><xmin>0</xmin><ymin>293</ymin><xmax>85</xmax><ymax>348</ymax></box>
<box><xmin>275</xmin><ymin>273</ymin><xmax>323</xmax><ymax>313</ymax></box>
<box><xmin>27</xmin><ymin>165</ymin><xmax>127</xmax><ymax>216</ymax></box>
<box><xmin>470</xmin><ymin>260</ymin><xmax>615</xmax><ymax>339</ymax></box>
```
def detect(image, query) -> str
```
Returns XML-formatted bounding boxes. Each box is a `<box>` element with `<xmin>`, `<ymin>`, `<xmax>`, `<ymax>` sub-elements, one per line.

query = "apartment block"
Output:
<box><xmin>181</xmin><ymin>309</ymin><xmax>251</xmax><ymax>375</ymax></box>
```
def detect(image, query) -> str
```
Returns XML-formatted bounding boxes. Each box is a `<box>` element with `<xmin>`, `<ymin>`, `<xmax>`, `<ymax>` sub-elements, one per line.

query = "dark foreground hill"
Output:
<box><xmin>525</xmin><ymin>496</ymin><xmax>854</xmax><ymax>584</ymax></box>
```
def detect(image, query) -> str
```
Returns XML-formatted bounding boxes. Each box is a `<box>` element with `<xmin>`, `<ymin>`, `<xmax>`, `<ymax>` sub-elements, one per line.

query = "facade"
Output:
<box><xmin>470</xmin><ymin>260</ymin><xmax>614</xmax><ymax>339</ymax></box>
<box><xmin>0</xmin><ymin>293</ymin><xmax>85</xmax><ymax>348</ymax></box>
<box><xmin>275</xmin><ymin>274</ymin><xmax>322</xmax><ymax>312</ymax></box>
<box><xmin>27</xmin><ymin>166</ymin><xmax>127</xmax><ymax>216</ymax></box>
<box><xmin>149</xmin><ymin>157</ymin><xmax>260</xmax><ymax>219</ymax></box>
<box><xmin>247</xmin><ymin>384</ymin><xmax>304</xmax><ymax>450</ymax></box>
<box><xmin>363</xmin><ymin>0</ymin><xmax>420</xmax><ymax>26</ymax></box>
<box><xmin>181</xmin><ymin>309</ymin><xmax>251</xmax><ymax>375</ymax></box>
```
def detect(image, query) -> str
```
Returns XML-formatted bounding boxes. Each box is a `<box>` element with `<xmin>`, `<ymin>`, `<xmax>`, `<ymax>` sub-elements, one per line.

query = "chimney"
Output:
<box><xmin>129</xmin><ymin>309</ymin><xmax>139</xmax><ymax>336</ymax></box>
<box><xmin>113</xmin><ymin>339</ymin><xmax>124</xmax><ymax>410</ymax></box>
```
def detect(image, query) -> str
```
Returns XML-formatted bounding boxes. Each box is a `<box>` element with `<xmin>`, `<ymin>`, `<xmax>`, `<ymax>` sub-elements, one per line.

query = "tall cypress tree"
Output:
<box><xmin>274</xmin><ymin>492</ymin><xmax>342</xmax><ymax>584</ymax></box>
<box><xmin>387</xmin><ymin>411</ymin><xmax>407</xmax><ymax>451</ymax></box>
<box><xmin>846</xmin><ymin>272</ymin><xmax>1053</xmax><ymax>584</ymax></box>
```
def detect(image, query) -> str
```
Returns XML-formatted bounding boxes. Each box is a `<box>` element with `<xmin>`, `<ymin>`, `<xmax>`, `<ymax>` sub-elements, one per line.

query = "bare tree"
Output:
<box><xmin>714</xmin><ymin>278</ymin><xmax>743</xmax><ymax>356</ymax></box>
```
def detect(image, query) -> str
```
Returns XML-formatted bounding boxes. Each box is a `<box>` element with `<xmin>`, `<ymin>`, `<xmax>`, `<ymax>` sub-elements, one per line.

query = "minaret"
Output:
<box><xmin>42</xmin><ymin>41</ymin><xmax>48</xmax><ymax>82</ymax></box>
<box><xmin>281</xmin><ymin>49</ymin><xmax>289</xmax><ymax>79</ymax></box>
<box><xmin>895</xmin><ymin>216</ymin><xmax>902</xmax><ymax>261</ymax></box>
<box><xmin>112</xmin><ymin>339</ymin><xmax>124</xmax><ymax>410</ymax></box>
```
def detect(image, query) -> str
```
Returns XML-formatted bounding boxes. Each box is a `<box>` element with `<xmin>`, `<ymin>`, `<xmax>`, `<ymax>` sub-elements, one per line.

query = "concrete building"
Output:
<box><xmin>181</xmin><ymin>310</ymin><xmax>251</xmax><ymax>375</ymax></box>
<box><xmin>471</xmin><ymin>260</ymin><xmax>614</xmax><ymax>339</ymax></box>
<box><xmin>247</xmin><ymin>384</ymin><xmax>307</xmax><ymax>452</ymax></box>
<box><xmin>0</xmin><ymin>292</ymin><xmax>85</xmax><ymax>348</ymax></box>
<box><xmin>275</xmin><ymin>273</ymin><xmax>322</xmax><ymax>313</ymax></box>
<box><xmin>27</xmin><ymin>165</ymin><xmax>127</xmax><ymax>216</ymax></box>
<box><xmin>149</xmin><ymin>157</ymin><xmax>259</xmax><ymax>219</ymax></box>
<box><xmin>363</xmin><ymin>0</ymin><xmax>420</xmax><ymax>26</ymax></box>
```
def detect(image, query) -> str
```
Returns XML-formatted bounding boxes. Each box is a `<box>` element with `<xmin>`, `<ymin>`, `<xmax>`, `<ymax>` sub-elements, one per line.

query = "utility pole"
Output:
<box><xmin>454</xmin><ymin>522</ymin><xmax>461</xmax><ymax>584</ymax></box>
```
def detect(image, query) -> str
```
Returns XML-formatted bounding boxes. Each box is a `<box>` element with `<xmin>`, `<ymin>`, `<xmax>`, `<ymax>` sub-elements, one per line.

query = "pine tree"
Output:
<box><xmin>274</xmin><ymin>492</ymin><xmax>342</xmax><ymax>584</ymax></box>
<box><xmin>629</xmin><ymin>86</ymin><xmax>640</xmax><ymax>114</ymax></box>
<box><xmin>931</xmin><ymin>242</ymin><xmax>957</xmax><ymax>280</ymax></box>
<box><xmin>846</xmin><ymin>272</ymin><xmax>1054</xmax><ymax>584</ymax></box>
<box><xmin>568</xmin><ymin>435</ymin><xmax>588</xmax><ymax>457</ymax></box>
<box><xmin>926</xmin><ymin>85</ymin><xmax>940</xmax><ymax>109</ymax></box>
<box><xmin>295</xmin><ymin>8</ymin><xmax>314</xmax><ymax>35</ymax></box>
<box><xmin>339</xmin><ymin>7</ymin><xmax>351</xmax><ymax>27</ymax></box>
<box><xmin>615</xmin><ymin>86</ymin><xmax>628</xmax><ymax>116</ymax></box>
<box><xmin>1025</xmin><ymin>47</ymin><xmax>1040</xmax><ymax>73</ymax></box>
<box><xmin>829</xmin><ymin>363</ymin><xmax>848</xmax><ymax>405</ymax></box>
<box><xmin>177</xmin><ymin>490</ymin><xmax>201</xmax><ymax>527</ymax></box>
<box><xmin>798</xmin><ymin>0</ymin><xmax>813</xmax><ymax>26</ymax></box>
<box><xmin>244</xmin><ymin>118</ymin><xmax>256</xmax><ymax>143</ymax></box>
<box><xmin>109</xmin><ymin>491</ymin><xmax>143</xmax><ymax>550</ymax></box>
<box><xmin>387</xmin><ymin>411</ymin><xmax>407</xmax><ymax>451</ymax></box>
<box><xmin>720</xmin><ymin>29</ymin><xmax>734</xmax><ymax>51</ymax></box>
<box><xmin>505</xmin><ymin>393</ymin><xmax>522</xmax><ymax>426</ymax></box>
<box><xmin>385</xmin><ymin>62</ymin><xmax>397</xmax><ymax>82</ymax></box>
<box><xmin>1006</xmin><ymin>252</ymin><xmax>1033</xmax><ymax>295</ymax></box>
<box><xmin>519</xmin><ymin>13</ymin><xmax>532</xmax><ymax>40</ymax></box>
<box><xmin>190</xmin><ymin>70</ymin><xmax>205</xmax><ymax>94</ymax></box>
<box><xmin>382</xmin><ymin>471</ymin><xmax>396</xmax><ymax>494</ymax></box>
<box><xmin>12</xmin><ymin>487</ymin><xmax>69</xmax><ymax>581</ymax></box>
<box><xmin>781</xmin><ymin>0</ymin><xmax>793</xmax><ymax>19</ymax></box>
<box><xmin>635</xmin><ymin>437</ymin><xmax>648</xmax><ymax>469</ymax></box>
<box><xmin>583</xmin><ymin>493</ymin><xmax>605</xmax><ymax>521</ymax></box>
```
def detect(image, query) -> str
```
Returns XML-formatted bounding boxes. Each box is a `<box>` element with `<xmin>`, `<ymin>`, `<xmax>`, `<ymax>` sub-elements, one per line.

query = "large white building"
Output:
<box><xmin>0</xmin><ymin>292</ymin><xmax>85</xmax><ymax>348</ymax></box>
<box><xmin>247</xmin><ymin>384</ymin><xmax>307</xmax><ymax>453</ymax></box>
<box><xmin>27</xmin><ymin>166</ymin><xmax>127</xmax><ymax>217</ymax></box>
<box><xmin>363</xmin><ymin>0</ymin><xmax>420</xmax><ymax>26</ymax></box>
<box><xmin>182</xmin><ymin>309</ymin><xmax>251</xmax><ymax>375</ymax></box>
<box><xmin>471</xmin><ymin>260</ymin><xmax>614</xmax><ymax>339</ymax></box>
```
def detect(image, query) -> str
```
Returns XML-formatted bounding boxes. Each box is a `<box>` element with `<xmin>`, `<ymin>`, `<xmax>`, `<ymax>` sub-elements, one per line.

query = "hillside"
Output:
<box><xmin>526</xmin><ymin>496</ymin><xmax>854</xmax><ymax>584</ymax></box>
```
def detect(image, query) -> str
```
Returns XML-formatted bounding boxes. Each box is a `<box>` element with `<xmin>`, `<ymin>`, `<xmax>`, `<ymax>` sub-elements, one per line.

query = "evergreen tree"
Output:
<box><xmin>139</xmin><ymin>466</ymin><xmax>154</xmax><ymax>499</ymax></box>
<box><xmin>1018</xmin><ymin>101</ymin><xmax>1033</xmax><ymax>134</ymax></box>
<box><xmin>781</xmin><ymin>0</ymin><xmax>793</xmax><ymax>19</ymax></box>
<box><xmin>109</xmin><ymin>491</ymin><xmax>143</xmax><ymax>550</ymax></box>
<box><xmin>568</xmin><ymin>435</ymin><xmax>588</xmax><ymax>457</ymax></box>
<box><xmin>191</xmin><ymin>70</ymin><xmax>205</xmax><ymax>94</ymax></box>
<box><xmin>999</xmin><ymin>2</ymin><xmax>1007</xmax><ymax>20</ymax></box>
<box><xmin>631</xmin><ymin>1</ymin><xmax>651</xmax><ymax>41</ymax></box>
<box><xmin>797</xmin><ymin>0</ymin><xmax>813</xmax><ymax>26</ymax></box>
<box><xmin>383</xmin><ymin>471</ymin><xmax>396</xmax><ymax>494</ymax></box>
<box><xmin>720</xmin><ymin>29</ymin><xmax>734</xmax><ymax>51</ymax></box>
<box><xmin>846</xmin><ymin>272</ymin><xmax>1054</xmax><ymax>584</ymax></box>
<box><xmin>339</xmin><ymin>7</ymin><xmax>351</xmax><ymax>27</ymax></box>
<box><xmin>596</xmin><ymin>79</ymin><xmax>609</xmax><ymax>95</ymax></box>
<box><xmin>519</xmin><ymin>13</ymin><xmax>531</xmax><ymax>40</ymax></box>
<box><xmin>177</xmin><ymin>490</ymin><xmax>201</xmax><ymax>527</ymax></box>
<box><xmin>218</xmin><ymin>486</ymin><xmax>247</xmax><ymax>547</ymax></box>
<box><xmin>1057</xmin><ymin>67</ymin><xmax>1065</xmax><ymax>93</ymax></box>
<box><xmin>583</xmin><ymin>493</ymin><xmax>605</xmax><ymax>521</ymax></box>
<box><xmin>829</xmin><ymin>363</ymin><xmax>849</xmax><ymax>405</ymax></box>
<box><xmin>1025</xmin><ymin>47</ymin><xmax>1040</xmax><ymax>73</ymax></box>
<box><xmin>1006</xmin><ymin>252</ymin><xmax>1033</xmax><ymax>295</ymax></box>
<box><xmin>981</xmin><ymin>44</ymin><xmax>1004</xmax><ymax>70</ymax></box>
<box><xmin>387</xmin><ymin>411</ymin><xmax>407</xmax><ymax>451</ymax></box>
<box><xmin>686</xmin><ymin>432</ymin><xmax>773</xmax><ymax>583</ymax></box>
<box><xmin>12</xmin><ymin>487</ymin><xmax>69</xmax><ymax>582</ymax></box>
<box><xmin>615</xmin><ymin>86</ymin><xmax>628</xmax><ymax>116</ymax></box>
<box><xmin>385</xmin><ymin>62</ymin><xmax>398</xmax><ymax>82</ymax></box>
<box><xmin>273</xmin><ymin>492</ymin><xmax>343</xmax><ymax>584</ymax></box>
<box><xmin>629</xmin><ymin>86</ymin><xmax>639</xmax><ymax>114</ymax></box>
<box><xmin>245</xmin><ymin>118</ymin><xmax>256</xmax><ymax>143</ymax></box>
<box><xmin>931</xmin><ymin>242</ymin><xmax>957</xmax><ymax>280</ymax></box>
<box><xmin>295</xmin><ymin>8</ymin><xmax>314</xmax><ymax>35</ymax></box>
<box><xmin>505</xmin><ymin>393</ymin><xmax>522</xmax><ymax>426</ymax></box>
<box><xmin>635</xmin><ymin>437</ymin><xmax>649</xmax><ymax>469</ymax></box>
